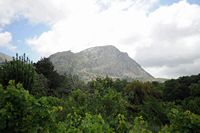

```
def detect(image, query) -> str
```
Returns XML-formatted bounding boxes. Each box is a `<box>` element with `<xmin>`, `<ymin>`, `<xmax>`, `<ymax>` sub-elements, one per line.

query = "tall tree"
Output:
<box><xmin>0</xmin><ymin>53</ymin><xmax>35</xmax><ymax>91</ymax></box>
<box><xmin>34</xmin><ymin>58</ymin><xmax>63</xmax><ymax>96</ymax></box>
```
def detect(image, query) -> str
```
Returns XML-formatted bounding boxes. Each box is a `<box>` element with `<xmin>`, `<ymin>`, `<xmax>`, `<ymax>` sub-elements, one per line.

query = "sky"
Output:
<box><xmin>0</xmin><ymin>0</ymin><xmax>200</xmax><ymax>78</ymax></box>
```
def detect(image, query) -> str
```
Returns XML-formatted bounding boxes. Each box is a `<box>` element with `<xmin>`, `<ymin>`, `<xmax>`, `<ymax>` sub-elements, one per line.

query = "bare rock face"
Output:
<box><xmin>0</xmin><ymin>52</ymin><xmax>12</xmax><ymax>63</ymax></box>
<box><xmin>49</xmin><ymin>45</ymin><xmax>154</xmax><ymax>81</ymax></box>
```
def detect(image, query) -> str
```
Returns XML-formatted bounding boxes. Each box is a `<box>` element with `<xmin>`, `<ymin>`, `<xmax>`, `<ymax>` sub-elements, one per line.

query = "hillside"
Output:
<box><xmin>0</xmin><ymin>52</ymin><xmax>12</xmax><ymax>62</ymax></box>
<box><xmin>49</xmin><ymin>45</ymin><xmax>154</xmax><ymax>81</ymax></box>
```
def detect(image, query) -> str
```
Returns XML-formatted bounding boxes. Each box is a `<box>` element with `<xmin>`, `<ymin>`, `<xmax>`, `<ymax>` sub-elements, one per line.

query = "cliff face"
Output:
<box><xmin>49</xmin><ymin>45</ymin><xmax>154</xmax><ymax>81</ymax></box>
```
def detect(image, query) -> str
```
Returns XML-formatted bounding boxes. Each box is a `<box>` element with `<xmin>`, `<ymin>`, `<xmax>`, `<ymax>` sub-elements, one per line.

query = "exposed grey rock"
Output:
<box><xmin>49</xmin><ymin>45</ymin><xmax>154</xmax><ymax>81</ymax></box>
<box><xmin>0</xmin><ymin>52</ymin><xmax>12</xmax><ymax>63</ymax></box>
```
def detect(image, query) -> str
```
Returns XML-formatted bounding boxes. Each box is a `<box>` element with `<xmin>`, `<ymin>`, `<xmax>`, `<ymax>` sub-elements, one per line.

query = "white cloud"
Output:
<box><xmin>27</xmin><ymin>0</ymin><xmax>158</xmax><ymax>56</ymax></box>
<box><xmin>146</xmin><ymin>58</ymin><xmax>200</xmax><ymax>78</ymax></box>
<box><xmin>0</xmin><ymin>32</ymin><xmax>15</xmax><ymax>50</ymax></box>
<box><xmin>134</xmin><ymin>1</ymin><xmax>200</xmax><ymax>78</ymax></box>
<box><xmin>0</xmin><ymin>0</ymin><xmax>67</xmax><ymax>28</ymax></box>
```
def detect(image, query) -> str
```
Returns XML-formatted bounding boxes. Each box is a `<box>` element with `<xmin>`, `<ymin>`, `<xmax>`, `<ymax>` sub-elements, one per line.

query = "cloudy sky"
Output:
<box><xmin>0</xmin><ymin>0</ymin><xmax>200</xmax><ymax>78</ymax></box>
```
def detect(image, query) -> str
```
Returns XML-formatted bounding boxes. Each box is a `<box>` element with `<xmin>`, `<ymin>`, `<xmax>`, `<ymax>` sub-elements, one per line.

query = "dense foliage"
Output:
<box><xmin>0</xmin><ymin>54</ymin><xmax>200</xmax><ymax>132</ymax></box>
<box><xmin>0</xmin><ymin>54</ymin><xmax>35</xmax><ymax>91</ymax></box>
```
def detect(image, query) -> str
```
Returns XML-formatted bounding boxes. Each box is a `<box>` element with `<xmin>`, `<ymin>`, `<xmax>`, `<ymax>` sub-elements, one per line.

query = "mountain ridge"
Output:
<box><xmin>0</xmin><ymin>52</ymin><xmax>12</xmax><ymax>62</ymax></box>
<box><xmin>49</xmin><ymin>45</ymin><xmax>154</xmax><ymax>81</ymax></box>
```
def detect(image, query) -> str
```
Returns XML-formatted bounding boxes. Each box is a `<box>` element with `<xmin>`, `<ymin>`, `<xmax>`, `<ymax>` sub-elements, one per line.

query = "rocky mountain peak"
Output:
<box><xmin>49</xmin><ymin>45</ymin><xmax>154</xmax><ymax>81</ymax></box>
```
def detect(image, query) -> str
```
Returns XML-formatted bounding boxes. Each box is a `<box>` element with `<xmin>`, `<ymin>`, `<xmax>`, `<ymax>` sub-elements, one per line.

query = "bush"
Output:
<box><xmin>167</xmin><ymin>109</ymin><xmax>200</xmax><ymax>133</ymax></box>
<box><xmin>0</xmin><ymin>81</ymin><xmax>63</xmax><ymax>132</ymax></box>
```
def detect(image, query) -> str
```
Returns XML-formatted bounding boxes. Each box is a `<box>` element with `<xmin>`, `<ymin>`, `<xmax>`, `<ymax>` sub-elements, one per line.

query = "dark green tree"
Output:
<box><xmin>182</xmin><ymin>97</ymin><xmax>200</xmax><ymax>115</ymax></box>
<box><xmin>0</xmin><ymin>53</ymin><xmax>35</xmax><ymax>91</ymax></box>
<box><xmin>34</xmin><ymin>57</ymin><xmax>54</xmax><ymax>77</ymax></box>
<box><xmin>140</xmin><ymin>100</ymin><xmax>170</xmax><ymax>131</ymax></box>
<box><xmin>124</xmin><ymin>81</ymin><xmax>153</xmax><ymax>105</ymax></box>
<box><xmin>163</xmin><ymin>74</ymin><xmax>200</xmax><ymax>101</ymax></box>
<box><xmin>189</xmin><ymin>82</ymin><xmax>200</xmax><ymax>97</ymax></box>
<box><xmin>34</xmin><ymin>58</ymin><xmax>63</xmax><ymax>96</ymax></box>
<box><xmin>31</xmin><ymin>73</ymin><xmax>49</xmax><ymax>96</ymax></box>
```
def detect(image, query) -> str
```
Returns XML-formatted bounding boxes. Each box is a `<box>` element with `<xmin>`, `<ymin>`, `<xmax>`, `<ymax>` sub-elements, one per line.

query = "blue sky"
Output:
<box><xmin>0</xmin><ymin>0</ymin><xmax>200</xmax><ymax>78</ymax></box>
<box><xmin>2</xmin><ymin>18</ymin><xmax>49</xmax><ymax>60</ymax></box>
<box><xmin>160</xmin><ymin>0</ymin><xmax>200</xmax><ymax>5</ymax></box>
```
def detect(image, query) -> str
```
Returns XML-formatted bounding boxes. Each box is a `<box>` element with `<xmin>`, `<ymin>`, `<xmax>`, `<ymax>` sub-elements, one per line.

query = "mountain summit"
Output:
<box><xmin>49</xmin><ymin>45</ymin><xmax>154</xmax><ymax>81</ymax></box>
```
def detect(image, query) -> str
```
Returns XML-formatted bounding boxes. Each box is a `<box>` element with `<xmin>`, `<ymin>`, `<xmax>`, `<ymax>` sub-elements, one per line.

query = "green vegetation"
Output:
<box><xmin>0</xmin><ymin>54</ymin><xmax>200</xmax><ymax>132</ymax></box>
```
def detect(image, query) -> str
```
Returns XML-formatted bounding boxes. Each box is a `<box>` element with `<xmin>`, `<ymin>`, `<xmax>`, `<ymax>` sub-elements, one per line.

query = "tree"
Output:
<box><xmin>140</xmin><ymin>100</ymin><xmax>170</xmax><ymax>131</ymax></box>
<box><xmin>34</xmin><ymin>58</ymin><xmax>63</xmax><ymax>96</ymax></box>
<box><xmin>113</xmin><ymin>78</ymin><xmax>128</xmax><ymax>92</ymax></box>
<box><xmin>167</xmin><ymin>109</ymin><xmax>200</xmax><ymax>133</ymax></box>
<box><xmin>163</xmin><ymin>74</ymin><xmax>200</xmax><ymax>101</ymax></box>
<box><xmin>65</xmin><ymin>112</ymin><xmax>113</xmax><ymax>132</ymax></box>
<box><xmin>0</xmin><ymin>53</ymin><xmax>35</xmax><ymax>91</ymax></box>
<box><xmin>182</xmin><ymin>97</ymin><xmax>200</xmax><ymax>115</ymax></box>
<box><xmin>189</xmin><ymin>82</ymin><xmax>200</xmax><ymax>97</ymax></box>
<box><xmin>163</xmin><ymin>79</ymin><xmax>187</xmax><ymax>101</ymax></box>
<box><xmin>34</xmin><ymin>57</ymin><xmax>54</xmax><ymax>77</ymax></box>
<box><xmin>124</xmin><ymin>81</ymin><xmax>153</xmax><ymax>105</ymax></box>
<box><xmin>31</xmin><ymin>73</ymin><xmax>49</xmax><ymax>96</ymax></box>
<box><xmin>0</xmin><ymin>81</ymin><xmax>64</xmax><ymax>132</ymax></box>
<box><xmin>132</xmin><ymin>116</ymin><xmax>152</xmax><ymax>133</ymax></box>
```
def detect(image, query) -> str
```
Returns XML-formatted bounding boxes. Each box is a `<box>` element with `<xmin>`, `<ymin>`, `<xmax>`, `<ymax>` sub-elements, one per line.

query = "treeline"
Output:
<box><xmin>0</xmin><ymin>54</ymin><xmax>200</xmax><ymax>133</ymax></box>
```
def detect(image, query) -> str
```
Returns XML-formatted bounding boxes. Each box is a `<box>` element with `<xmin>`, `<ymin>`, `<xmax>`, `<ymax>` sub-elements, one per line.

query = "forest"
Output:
<box><xmin>0</xmin><ymin>54</ymin><xmax>200</xmax><ymax>133</ymax></box>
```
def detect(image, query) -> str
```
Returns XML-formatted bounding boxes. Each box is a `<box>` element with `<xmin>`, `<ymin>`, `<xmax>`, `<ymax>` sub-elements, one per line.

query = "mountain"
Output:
<box><xmin>49</xmin><ymin>45</ymin><xmax>154</xmax><ymax>81</ymax></box>
<box><xmin>0</xmin><ymin>52</ymin><xmax>12</xmax><ymax>62</ymax></box>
